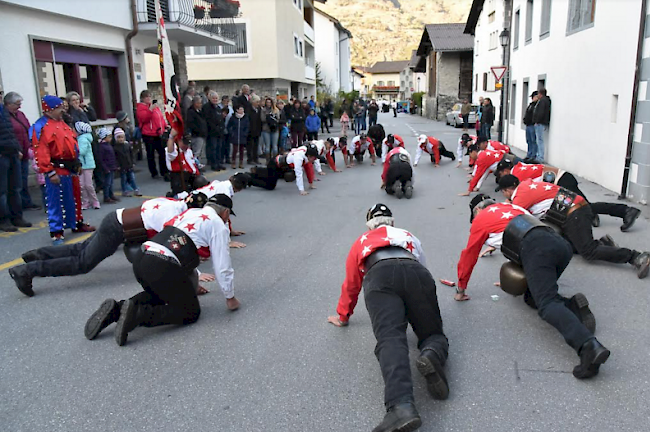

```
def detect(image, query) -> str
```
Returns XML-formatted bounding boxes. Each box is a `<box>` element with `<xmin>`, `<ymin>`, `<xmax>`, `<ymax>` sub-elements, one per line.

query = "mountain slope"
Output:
<box><xmin>318</xmin><ymin>0</ymin><xmax>473</xmax><ymax>66</ymax></box>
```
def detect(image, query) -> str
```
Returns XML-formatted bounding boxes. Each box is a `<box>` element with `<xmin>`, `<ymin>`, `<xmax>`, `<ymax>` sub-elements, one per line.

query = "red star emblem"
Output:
<box><xmin>405</xmin><ymin>242</ymin><xmax>415</xmax><ymax>253</ymax></box>
<box><xmin>209</xmin><ymin>186</ymin><xmax>215</xmax><ymax>191</ymax></box>
<box><xmin>185</xmin><ymin>223</ymin><xmax>196</xmax><ymax>232</ymax></box>
<box><xmin>141</xmin><ymin>207</ymin><xmax>146</xmax><ymax>213</ymax></box>
<box><xmin>153</xmin><ymin>204</ymin><xmax>160</xmax><ymax>210</ymax></box>
<box><xmin>199</xmin><ymin>214</ymin><xmax>210</xmax><ymax>221</ymax></box>
<box><xmin>144</xmin><ymin>245</ymin><xmax>150</xmax><ymax>250</ymax></box>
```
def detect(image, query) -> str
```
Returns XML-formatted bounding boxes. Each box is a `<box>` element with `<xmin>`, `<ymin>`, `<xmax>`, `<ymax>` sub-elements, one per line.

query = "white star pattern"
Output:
<box><xmin>501</xmin><ymin>211</ymin><xmax>514</xmax><ymax>219</ymax></box>
<box><xmin>544</xmin><ymin>185</ymin><xmax>553</xmax><ymax>191</ymax></box>
<box><xmin>360</xmin><ymin>234</ymin><xmax>368</xmax><ymax>244</ymax></box>
<box><xmin>493</xmin><ymin>153</ymin><xmax>501</xmax><ymax>158</ymax></box>
<box><xmin>383</xmin><ymin>237</ymin><xmax>391</xmax><ymax>241</ymax></box>
<box><xmin>488</xmin><ymin>206</ymin><xmax>500</xmax><ymax>213</ymax></box>
<box><xmin>528</xmin><ymin>183</ymin><xmax>538</xmax><ymax>189</ymax></box>
<box><xmin>531</xmin><ymin>166</ymin><xmax>540</xmax><ymax>170</ymax></box>
<box><xmin>519</xmin><ymin>166</ymin><xmax>528</xmax><ymax>170</ymax></box>
<box><xmin>362</xmin><ymin>246</ymin><xmax>372</xmax><ymax>257</ymax></box>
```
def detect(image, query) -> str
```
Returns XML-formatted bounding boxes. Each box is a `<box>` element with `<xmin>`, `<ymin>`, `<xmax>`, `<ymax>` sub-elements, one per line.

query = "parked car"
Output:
<box><xmin>446</xmin><ymin>104</ymin><xmax>478</xmax><ymax>128</ymax></box>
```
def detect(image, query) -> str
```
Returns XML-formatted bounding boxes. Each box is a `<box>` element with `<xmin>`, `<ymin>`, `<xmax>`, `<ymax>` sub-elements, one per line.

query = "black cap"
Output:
<box><xmin>231</xmin><ymin>172</ymin><xmax>251</xmax><ymax>189</ymax></box>
<box><xmin>531</xmin><ymin>91</ymin><xmax>538</xmax><ymax>98</ymax></box>
<box><xmin>466</xmin><ymin>144</ymin><xmax>479</xmax><ymax>155</ymax></box>
<box><xmin>366</xmin><ymin>203</ymin><xmax>392</xmax><ymax>221</ymax></box>
<box><xmin>387</xmin><ymin>134</ymin><xmax>394</xmax><ymax>144</ymax></box>
<box><xmin>469</xmin><ymin>194</ymin><xmax>492</xmax><ymax>223</ymax></box>
<box><xmin>306</xmin><ymin>144</ymin><xmax>319</xmax><ymax>158</ymax></box>
<box><xmin>495</xmin><ymin>157</ymin><xmax>515</xmax><ymax>179</ymax></box>
<box><xmin>461</xmin><ymin>133</ymin><xmax>471</xmax><ymax>142</ymax></box>
<box><xmin>186</xmin><ymin>191</ymin><xmax>208</xmax><ymax>208</ymax></box>
<box><xmin>209</xmin><ymin>193</ymin><xmax>236</xmax><ymax>216</ymax></box>
<box><xmin>496</xmin><ymin>174</ymin><xmax>520</xmax><ymax>192</ymax></box>
<box><xmin>193</xmin><ymin>175</ymin><xmax>210</xmax><ymax>190</ymax></box>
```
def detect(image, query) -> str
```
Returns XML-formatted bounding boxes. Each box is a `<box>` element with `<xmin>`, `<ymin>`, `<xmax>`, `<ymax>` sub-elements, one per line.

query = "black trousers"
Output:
<box><xmin>363</xmin><ymin>259</ymin><xmax>449</xmax><ymax>407</ymax></box>
<box><xmin>307</xmin><ymin>131</ymin><xmax>318</xmax><ymax>141</ymax></box>
<box><xmin>385</xmin><ymin>161</ymin><xmax>412</xmax><ymax>195</ymax></box>
<box><xmin>320</xmin><ymin>116</ymin><xmax>330</xmax><ymax>133</ymax></box>
<box><xmin>24</xmin><ymin>211</ymin><xmax>124</xmax><ymax>278</ymax></box>
<box><xmin>557</xmin><ymin>173</ymin><xmax>628</xmax><ymax>219</ymax></box>
<box><xmin>249</xmin><ymin>159</ymin><xmax>281</xmax><ymax>190</ymax></box>
<box><xmin>562</xmin><ymin>206</ymin><xmax>634</xmax><ymax>263</ymax></box>
<box><xmin>142</xmin><ymin>135</ymin><xmax>168</xmax><ymax>177</ymax></box>
<box><xmin>130</xmin><ymin>253</ymin><xmax>200</xmax><ymax>327</ymax></box>
<box><xmin>170</xmin><ymin>171</ymin><xmax>195</xmax><ymax>196</ymax></box>
<box><xmin>520</xmin><ymin>229</ymin><xmax>593</xmax><ymax>351</ymax></box>
<box><xmin>437</xmin><ymin>142</ymin><xmax>455</xmax><ymax>161</ymax></box>
<box><xmin>247</xmin><ymin>135</ymin><xmax>260</xmax><ymax>162</ymax></box>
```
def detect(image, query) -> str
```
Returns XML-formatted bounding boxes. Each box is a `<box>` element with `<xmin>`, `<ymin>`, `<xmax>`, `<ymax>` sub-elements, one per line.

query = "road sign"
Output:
<box><xmin>491</xmin><ymin>66</ymin><xmax>507</xmax><ymax>83</ymax></box>
<box><xmin>495</xmin><ymin>83</ymin><xmax>503</xmax><ymax>90</ymax></box>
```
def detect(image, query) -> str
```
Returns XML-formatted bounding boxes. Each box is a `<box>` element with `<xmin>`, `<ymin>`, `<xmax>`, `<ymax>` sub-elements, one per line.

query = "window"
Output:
<box><xmin>567</xmin><ymin>0</ymin><xmax>595</xmax><ymax>34</ymax></box>
<box><xmin>538</xmin><ymin>77</ymin><xmax>546</xmax><ymax>91</ymax></box>
<box><xmin>513</xmin><ymin>10</ymin><xmax>520</xmax><ymax>50</ymax></box>
<box><xmin>475</xmin><ymin>40</ymin><xmax>479</xmax><ymax>56</ymax></box>
<box><xmin>187</xmin><ymin>23</ymin><xmax>248</xmax><ymax>56</ymax></box>
<box><xmin>377</xmin><ymin>81</ymin><xmax>385</xmax><ymax>87</ymax></box>
<box><xmin>521</xmin><ymin>80</ymin><xmax>529</xmax><ymax>129</ymax></box>
<box><xmin>475</xmin><ymin>73</ymin><xmax>478</xmax><ymax>91</ymax></box>
<box><xmin>510</xmin><ymin>81</ymin><xmax>517</xmax><ymax>124</ymax></box>
<box><xmin>488</xmin><ymin>12</ymin><xmax>495</xmax><ymax>23</ymax></box>
<box><xmin>489</xmin><ymin>31</ymin><xmax>498</xmax><ymax>50</ymax></box>
<box><xmin>401</xmin><ymin>80</ymin><xmax>405</xmax><ymax>88</ymax></box>
<box><xmin>335</xmin><ymin>42</ymin><xmax>338</xmax><ymax>55</ymax></box>
<box><xmin>482</xmin><ymin>73</ymin><xmax>488</xmax><ymax>91</ymax></box>
<box><xmin>525</xmin><ymin>0</ymin><xmax>534</xmax><ymax>43</ymax></box>
<box><xmin>540</xmin><ymin>0</ymin><xmax>552</xmax><ymax>36</ymax></box>
<box><xmin>293</xmin><ymin>0</ymin><xmax>302</xmax><ymax>11</ymax></box>
<box><xmin>293</xmin><ymin>34</ymin><xmax>303</xmax><ymax>58</ymax></box>
<box><xmin>388</xmin><ymin>80</ymin><xmax>395</xmax><ymax>86</ymax></box>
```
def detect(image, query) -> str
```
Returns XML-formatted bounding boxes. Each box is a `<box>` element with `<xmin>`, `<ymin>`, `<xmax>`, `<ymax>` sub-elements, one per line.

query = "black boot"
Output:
<box><xmin>114</xmin><ymin>300</ymin><xmax>142</xmax><ymax>346</ymax></box>
<box><xmin>372</xmin><ymin>402</ymin><xmax>422</xmax><ymax>432</ymax></box>
<box><xmin>592</xmin><ymin>214</ymin><xmax>600</xmax><ymax>227</ymax></box>
<box><xmin>631</xmin><ymin>251</ymin><xmax>650</xmax><ymax>279</ymax></box>
<box><xmin>8</xmin><ymin>265</ymin><xmax>34</xmax><ymax>297</ymax></box>
<box><xmin>620</xmin><ymin>207</ymin><xmax>641</xmax><ymax>232</ymax></box>
<box><xmin>573</xmin><ymin>338</ymin><xmax>610</xmax><ymax>379</ymax></box>
<box><xmin>0</xmin><ymin>220</ymin><xmax>18</xmax><ymax>232</ymax></box>
<box><xmin>392</xmin><ymin>180</ymin><xmax>404</xmax><ymax>199</ymax></box>
<box><xmin>85</xmin><ymin>299</ymin><xmax>121</xmax><ymax>340</ymax></box>
<box><xmin>598</xmin><ymin>235</ymin><xmax>618</xmax><ymax>248</ymax></box>
<box><xmin>416</xmin><ymin>349</ymin><xmax>449</xmax><ymax>400</ymax></box>
<box><xmin>567</xmin><ymin>293</ymin><xmax>596</xmax><ymax>334</ymax></box>
<box><xmin>21</xmin><ymin>249</ymin><xmax>42</xmax><ymax>263</ymax></box>
<box><xmin>12</xmin><ymin>218</ymin><xmax>32</xmax><ymax>228</ymax></box>
<box><xmin>403</xmin><ymin>181</ymin><xmax>413</xmax><ymax>199</ymax></box>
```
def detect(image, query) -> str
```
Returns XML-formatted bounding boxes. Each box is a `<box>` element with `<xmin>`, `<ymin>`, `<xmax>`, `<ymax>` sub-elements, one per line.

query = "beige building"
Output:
<box><xmin>365</xmin><ymin>61</ymin><xmax>410</xmax><ymax>102</ymax></box>
<box><xmin>145</xmin><ymin>0</ymin><xmax>321</xmax><ymax>100</ymax></box>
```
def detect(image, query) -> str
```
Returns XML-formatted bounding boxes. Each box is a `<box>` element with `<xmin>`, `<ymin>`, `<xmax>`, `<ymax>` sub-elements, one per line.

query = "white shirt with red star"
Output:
<box><xmin>336</xmin><ymin>225</ymin><xmax>426</xmax><ymax>322</ymax></box>
<box><xmin>195</xmin><ymin>180</ymin><xmax>235</xmax><ymax>199</ymax></box>
<box><xmin>381</xmin><ymin>135</ymin><xmax>405</xmax><ymax>162</ymax></box>
<box><xmin>116</xmin><ymin>198</ymin><xmax>188</xmax><ymax>238</ymax></box>
<box><xmin>457</xmin><ymin>135</ymin><xmax>477</xmax><ymax>161</ymax></box>
<box><xmin>381</xmin><ymin>147</ymin><xmax>414</xmax><ymax>184</ymax></box>
<box><xmin>165</xmin><ymin>144</ymin><xmax>199</xmax><ymax>175</ymax></box>
<box><xmin>348</xmin><ymin>136</ymin><xmax>375</xmax><ymax>155</ymax></box>
<box><xmin>511</xmin><ymin>179</ymin><xmax>585</xmax><ymax>218</ymax></box>
<box><xmin>414</xmin><ymin>136</ymin><xmax>442</xmax><ymax>165</ymax></box>
<box><xmin>468</xmin><ymin>149</ymin><xmax>506</xmax><ymax>191</ymax></box>
<box><xmin>486</xmin><ymin>140</ymin><xmax>511</xmax><ymax>153</ymax></box>
<box><xmin>311</xmin><ymin>140</ymin><xmax>333</xmax><ymax>173</ymax></box>
<box><xmin>511</xmin><ymin>162</ymin><xmax>545</xmax><ymax>182</ymax></box>
<box><xmin>285</xmin><ymin>146</ymin><xmax>315</xmax><ymax>192</ymax></box>
<box><xmin>147</xmin><ymin>206</ymin><xmax>234</xmax><ymax>298</ymax></box>
<box><xmin>457</xmin><ymin>203</ymin><xmax>530</xmax><ymax>289</ymax></box>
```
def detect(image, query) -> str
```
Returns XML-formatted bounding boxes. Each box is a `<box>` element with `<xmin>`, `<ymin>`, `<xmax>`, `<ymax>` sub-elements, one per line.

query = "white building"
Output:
<box><xmin>466</xmin><ymin>0</ymin><xmax>646</xmax><ymax>195</ymax></box>
<box><xmin>147</xmin><ymin>0</ymin><xmax>323</xmax><ymax>101</ymax></box>
<box><xmin>0</xmin><ymin>0</ymin><xmax>232</xmax><ymax>124</ymax></box>
<box><xmin>314</xmin><ymin>7</ymin><xmax>352</xmax><ymax>94</ymax></box>
<box><xmin>400</xmin><ymin>50</ymin><xmax>427</xmax><ymax>100</ymax></box>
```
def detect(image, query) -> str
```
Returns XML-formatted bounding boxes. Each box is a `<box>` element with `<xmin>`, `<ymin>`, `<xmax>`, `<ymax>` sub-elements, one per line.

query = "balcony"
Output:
<box><xmin>373</xmin><ymin>85</ymin><xmax>400</xmax><ymax>92</ymax></box>
<box><xmin>305</xmin><ymin>65</ymin><xmax>316</xmax><ymax>81</ymax></box>
<box><xmin>136</xmin><ymin>0</ymin><xmax>236</xmax><ymax>47</ymax></box>
<box><xmin>303</xmin><ymin>21</ymin><xmax>315</xmax><ymax>46</ymax></box>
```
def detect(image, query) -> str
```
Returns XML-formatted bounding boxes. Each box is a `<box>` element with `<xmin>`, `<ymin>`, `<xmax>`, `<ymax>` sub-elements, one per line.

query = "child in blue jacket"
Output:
<box><xmin>305</xmin><ymin>108</ymin><xmax>321</xmax><ymax>141</ymax></box>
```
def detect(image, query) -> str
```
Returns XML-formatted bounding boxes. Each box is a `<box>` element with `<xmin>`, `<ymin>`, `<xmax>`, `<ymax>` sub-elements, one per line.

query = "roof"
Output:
<box><xmin>366</xmin><ymin>60</ymin><xmax>410</xmax><ymax>74</ymax></box>
<box><xmin>351</xmin><ymin>68</ymin><xmax>365</xmax><ymax>78</ymax></box>
<box><xmin>464</xmin><ymin>0</ymin><xmax>485</xmax><ymax>35</ymax></box>
<box><xmin>314</xmin><ymin>6</ymin><xmax>352</xmax><ymax>38</ymax></box>
<box><xmin>415</xmin><ymin>23</ymin><xmax>474</xmax><ymax>56</ymax></box>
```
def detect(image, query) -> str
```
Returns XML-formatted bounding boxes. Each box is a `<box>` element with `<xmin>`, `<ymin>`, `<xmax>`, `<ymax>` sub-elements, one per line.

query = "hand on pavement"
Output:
<box><xmin>231</xmin><ymin>230</ymin><xmax>246</xmax><ymax>236</ymax></box>
<box><xmin>309</xmin><ymin>183</ymin><xmax>316</xmax><ymax>189</ymax></box>
<box><xmin>199</xmin><ymin>273</ymin><xmax>215</xmax><ymax>282</ymax></box>
<box><xmin>456</xmin><ymin>162</ymin><xmax>462</xmax><ymax>168</ymax></box>
<box><xmin>226</xmin><ymin>297</ymin><xmax>241</xmax><ymax>311</ymax></box>
<box><xmin>434</xmin><ymin>164</ymin><xmax>439</xmax><ymax>168</ymax></box>
<box><xmin>318</xmin><ymin>171</ymin><xmax>326</xmax><ymax>176</ymax></box>
<box><xmin>300</xmin><ymin>191</ymin><xmax>309</xmax><ymax>196</ymax></box>
<box><xmin>479</xmin><ymin>246</ymin><xmax>496</xmax><ymax>258</ymax></box>
<box><xmin>371</xmin><ymin>162</ymin><xmax>376</xmax><ymax>166</ymax></box>
<box><xmin>197</xmin><ymin>285</ymin><xmax>210</xmax><ymax>295</ymax></box>
<box><xmin>335</xmin><ymin>169</ymin><xmax>342</xmax><ymax>173</ymax></box>
<box><xmin>327</xmin><ymin>316</ymin><xmax>349</xmax><ymax>327</ymax></box>
<box><xmin>458</xmin><ymin>191</ymin><xmax>471</xmax><ymax>196</ymax></box>
<box><xmin>229</xmin><ymin>241</ymin><xmax>246</xmax><ymax>248</ymax></box>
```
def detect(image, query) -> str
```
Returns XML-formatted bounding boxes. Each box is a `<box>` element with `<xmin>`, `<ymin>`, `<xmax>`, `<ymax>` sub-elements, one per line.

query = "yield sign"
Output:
<box><xmin>491</xmin><ymin>66</ymin><xmax>507</xmax><ymax>83</ymax></box>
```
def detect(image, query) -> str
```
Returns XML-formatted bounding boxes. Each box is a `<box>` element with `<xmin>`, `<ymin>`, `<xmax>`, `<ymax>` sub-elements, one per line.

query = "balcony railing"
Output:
<box><xmin>137</xmin><ymin>0</ymin><xmax>238</xmax><ymax>41</ymax></box>
<box><xmin>373</xmin><ymin>86</ymin><xmax>400</xmax><ymax>91</ymax></box>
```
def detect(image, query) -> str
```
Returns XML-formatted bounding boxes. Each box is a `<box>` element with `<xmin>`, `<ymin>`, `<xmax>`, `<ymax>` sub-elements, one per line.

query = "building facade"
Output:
<box><xmin>415</xmin><ymin>24</ymin><xmax>474</xmax><ymax>120</ymax></box>
<box><xmin>147</xmin><ymin>0</ymin><xmax>321</xmax><ymax>101</ymax></box>
<box><xmin>399</xmin><ymin>50</ymin><xmax>427</xmax><ymax>100</ymax></box>
<box><xmin>365</xmin><ymin>61</ymin><xmax>410</xmax><ymax>102</ymax></box>
<box><xmin>314</xmin><ymin>7</ymin><xmax>352</xmax><ymax>95</ymax></box>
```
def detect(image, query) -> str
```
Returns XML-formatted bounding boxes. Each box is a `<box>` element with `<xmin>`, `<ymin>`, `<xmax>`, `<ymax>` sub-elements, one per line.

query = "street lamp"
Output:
<box><xmin>497</xmin><ymin>28</ymin><xmax>510</xmax><ymax>142</ymax></box>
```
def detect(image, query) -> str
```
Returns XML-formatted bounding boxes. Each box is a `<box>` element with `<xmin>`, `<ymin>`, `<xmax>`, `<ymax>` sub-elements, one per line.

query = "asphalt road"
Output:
<box><xmin>1</xmin><ymin>112</ymin><xmax>649</xmax><ymax>432</ymax></box>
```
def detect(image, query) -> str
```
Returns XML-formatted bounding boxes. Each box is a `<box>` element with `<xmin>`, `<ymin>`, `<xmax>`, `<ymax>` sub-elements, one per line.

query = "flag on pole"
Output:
<box><xmin>155</xmin><ymin>0</ymin><xmax>183</xmax><ymax>137</ymax></box>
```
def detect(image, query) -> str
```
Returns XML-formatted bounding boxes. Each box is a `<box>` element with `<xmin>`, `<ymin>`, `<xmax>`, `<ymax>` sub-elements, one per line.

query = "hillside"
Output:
<box><xmin>318</xmin><ymin>0</ymin><xmax>473</xmax><ymax>66</ymax></box>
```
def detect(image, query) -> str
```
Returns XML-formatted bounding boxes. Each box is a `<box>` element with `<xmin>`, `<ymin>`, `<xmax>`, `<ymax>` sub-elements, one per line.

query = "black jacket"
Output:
<box><xmin>186</xmin><ymin>108</ymin><xmax>208</xmax><ymax>138</ymax></box>
<box><xmin>288</xmin><ymin>107</ymin><xmax>306</xmax><ymax>132</ymax></box>
<box><xmin>249</xmin><ymin>107</ymin><xmax>262</xmax><ymax>137</ymax></box>
<box><xmin>523</xmin><ymin>101</ymin><xmax>537</xmax><ymax>126</ymax></box>
<box><xmin>533</xmin><ymin>96</ymin><xmax>551</xmax><ymax>125</ymax></box>
<box><xmin>0</xmin><ymin>106</ymin><xmax>21</xmax><ymax>156</ymax></box>
<box><xmin>481</xmin><ymin>105</ymin><xmax>495</xmax><ymax>126</ymax></box>
<box><xmin>233</xmin><ymin>94</ymin><xmax>252</xmax><ymax>115</ymax></box>
<box><xmin>70</xmin><ymin>105</ymin><xmax>97</xmax><ymax>125</ymax></box>
<box><xmin>112</xmin><ymin>140</ymin><xmax>134</xmax><ymax>172</ymax></box>
<box><xmin>203</xmin><ymin>102</ymin><xmax>224</xmax><ymax>137</ymax></box>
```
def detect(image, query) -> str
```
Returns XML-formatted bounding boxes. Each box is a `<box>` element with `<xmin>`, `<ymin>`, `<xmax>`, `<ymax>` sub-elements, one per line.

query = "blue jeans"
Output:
<box><xmin>534</xmin><ymin>124</ymin><xmax>548</xmax><ymax>161</ymax></box>
<box><xmin>220</xmin><ymin>135</ymin><xmax>230</xmax><ymax>163</ymax></box>
<box><xmin>361</xmin><ymin>115</ymin><xmax>367</xmax><ymax>130</ymax></box>
<box><xmin>120</xmin><ymin>170</ymin><xmax>138</xmax><ymax>193</ymax></box>
<box><xmin>354</xmin><ymin>117</ymin><xmax>363</xmax><ymax>135</ymax></box>
<box><xmin>0</xmin><ymin>154</ymin><xmax>23</xmax><ymax>223</ymax></box>
<box><xmin>103</xmin><ymin>172</ymin><xmax>115</xmax><ymax>200</ymax></box>
<box><xmin>20</xmin><ymin>159</ymin><xmax>34</xmax><ymax>207</ymax></box>
<box><xmin>261</xmin><ymin>130</ymin><xmax>279</xmax><ymax>157</ymax></box>
<box><xmin>480</xmin><ymin>123</ymin><xmax>492</xmax><ymax>139</ymax></box>
<box><xmin>525</xmin><ymin>125</ymin><xmax>538</xmax><ymax>159</ymax></box>
<box><xmin>207</xmin><ymin>136</ymin><xmax>222</xmax><ymax>167</ymax></box>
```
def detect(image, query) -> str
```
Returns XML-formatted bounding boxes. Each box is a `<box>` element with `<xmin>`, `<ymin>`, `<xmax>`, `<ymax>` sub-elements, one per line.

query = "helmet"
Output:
<box><xmin>305</xmin><ymin>144</ymin><xmax>319</xmax><ymax>158</ymax></box>
<box><xmin>366</xmin><ymin>203</ymin><xmax>392</xmax><ymax>221</ymax></box>
<box><xmin>543</xmin><ymin>171</ymin><xmax>556</xmax><ymax>183</ymax></box>
<box><xmin>469</xmin><ymin>193</ymin><xmax>494</xmax><ymax>223</ymax></box>
<box><xmin>386</xmin><ymin>134</ymin><xmax>395</xmax><ymax>144</ymax></box>
<box><xmin>418</xmin><ymin>134</ymin><xmax>427</xmax><ymax>144</ymax></box>
<box><xmin>192</xmin><ymin>175</ymin><xmax>210</xmax><ymax>190</ymax></box>
<box><xmin>499</xmin><ymin>261</ymin><xmax>528</xmax><ymax>296</ymax></box>
<box><xmin>186</xmin><ymin>191</ymin><xmax>208</xmax><ymax>209</ymax></box>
